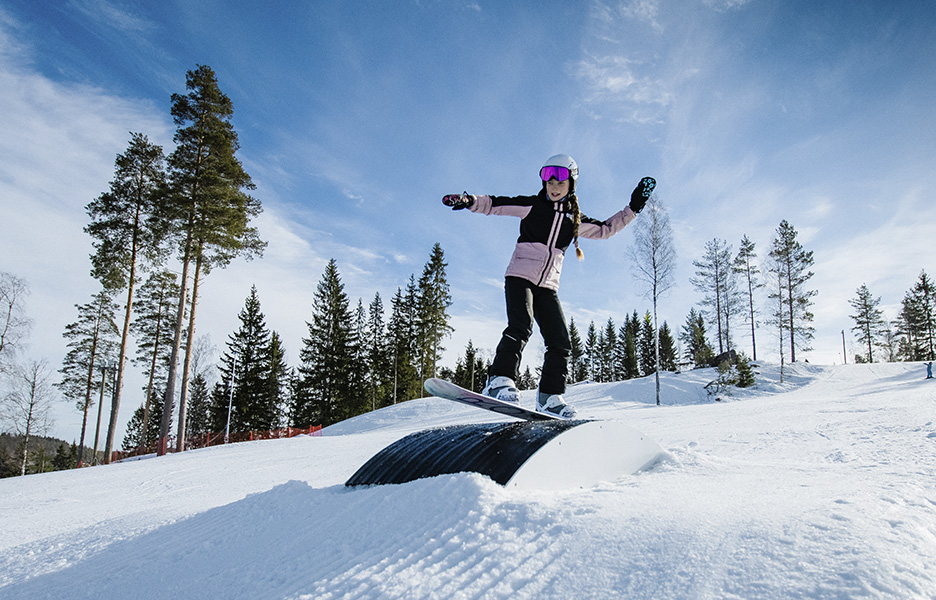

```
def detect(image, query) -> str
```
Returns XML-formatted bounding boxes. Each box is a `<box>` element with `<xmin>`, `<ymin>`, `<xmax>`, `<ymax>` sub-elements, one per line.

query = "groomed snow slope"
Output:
<box><xmin>1</xmin><ymin>362</ymin><xmax>934</xmax><ymax>599</ymax></box>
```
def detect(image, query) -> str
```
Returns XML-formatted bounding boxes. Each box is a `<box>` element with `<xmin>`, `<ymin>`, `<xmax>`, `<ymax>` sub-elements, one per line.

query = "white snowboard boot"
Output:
<box><xmin>536</xmin><ymin>392</ymin><xmax>577</xmax><ymax>418</ymax></box>
<box><xmin>482</xmin><ymin>375</ymin><xmax>520</xmax><ymax>404</ymax></box>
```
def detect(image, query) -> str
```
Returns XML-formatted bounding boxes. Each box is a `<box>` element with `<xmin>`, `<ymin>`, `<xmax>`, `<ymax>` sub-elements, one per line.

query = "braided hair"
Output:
<box><xmin>567</xmin><ymin>192</ymin><xmax>584</xmax><ymax>261</ymax></box>
<box><xmin>565</xmin><ymin>173</ymin><xmax>584</xmax><ymax>260</ymax></box>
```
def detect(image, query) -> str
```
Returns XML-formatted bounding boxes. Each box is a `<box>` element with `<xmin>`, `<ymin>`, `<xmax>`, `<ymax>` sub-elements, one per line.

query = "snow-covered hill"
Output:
<box><xmin>1</xmin><ymin>363</ymin><xmax>934</xmax><ymax>599</ymax></box>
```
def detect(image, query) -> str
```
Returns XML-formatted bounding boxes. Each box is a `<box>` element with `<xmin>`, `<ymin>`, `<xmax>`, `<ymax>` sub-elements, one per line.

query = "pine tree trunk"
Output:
<box><xmin>76</xmin><ymin>337</ymin><xmax>99</xmax><ymax>467</ymax></box>
<box><xmin>160</xmin><ymin>231</ymin><xmax>192</xmax><ymax>455</ymax></box>
<box><xmin>103</xmin><ymin>261</ymin><xmax>136</xmax><ymax>463</ymax></box>
<box><xmin>176</xmin><ymin>251</ymin><xmax>203</xmax><ymax>451</ymax></box>
<box><xmin>141</xmin><ymin>297</ymin><xmax>165</xmax><ymax>449</ymax></box>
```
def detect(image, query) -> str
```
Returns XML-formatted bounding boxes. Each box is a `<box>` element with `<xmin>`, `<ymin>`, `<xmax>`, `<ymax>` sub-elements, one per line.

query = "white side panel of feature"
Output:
<box><xmin>506</xmin><ymin>421</ymin><xmax>665</xmax><ymax>491</ymax></box>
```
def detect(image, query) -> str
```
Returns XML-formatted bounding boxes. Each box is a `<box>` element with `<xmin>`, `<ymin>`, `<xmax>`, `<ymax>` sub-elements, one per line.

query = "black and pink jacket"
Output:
<box><xmin>468</xmin><ymin>190</ymin><xmax>636</xmax><ymax>291</ymax></box>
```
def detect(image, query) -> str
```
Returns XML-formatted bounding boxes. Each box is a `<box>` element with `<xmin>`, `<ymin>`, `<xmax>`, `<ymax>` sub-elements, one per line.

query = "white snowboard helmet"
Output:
<box><xmin>540</xmin><ymin>153</ymin><xmax>579</xmax><ymax>185</ymax></box>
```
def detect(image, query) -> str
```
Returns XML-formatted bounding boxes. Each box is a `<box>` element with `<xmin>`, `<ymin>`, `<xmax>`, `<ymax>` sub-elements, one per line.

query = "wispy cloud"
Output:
<box><xmin>702</xmin><ymin>0</ymin><xmax>754</xmax><ymax>12</ymax></box>
<box><xmin>67</xmin><ymin>0</ymin><xmax>153</xmax><ymax>33</ymax></box>
<box><xmin>573</xmin><ymin>53</ymin><xmax>672</xmax><ymax>124</ymax></box>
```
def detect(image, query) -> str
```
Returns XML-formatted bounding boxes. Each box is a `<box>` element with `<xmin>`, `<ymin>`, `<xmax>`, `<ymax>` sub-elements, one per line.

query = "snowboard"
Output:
<box><xmin>424</xmin><ymin>378</ymin><xmax>561</xmax><ymax>421</ymax></box>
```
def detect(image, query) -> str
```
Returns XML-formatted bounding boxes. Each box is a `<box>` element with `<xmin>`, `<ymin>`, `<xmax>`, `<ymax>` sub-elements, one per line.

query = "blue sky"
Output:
<box><xmin>2</xmin><ymin>0</ymin><xmax>935</xmax><ymax>442</ymax></box>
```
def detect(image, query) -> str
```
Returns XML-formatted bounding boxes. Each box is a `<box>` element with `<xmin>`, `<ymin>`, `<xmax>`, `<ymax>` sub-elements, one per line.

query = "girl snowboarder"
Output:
<box><xmin>443</xmin><ymin>154</ymin><xmax>655</xmax><ymax>417</ymax></box>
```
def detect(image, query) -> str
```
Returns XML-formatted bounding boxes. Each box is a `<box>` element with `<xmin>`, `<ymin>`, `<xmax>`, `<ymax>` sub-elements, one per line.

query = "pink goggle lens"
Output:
<box><xmin>539</xmin><ymin>166</ymin><xmax>571</xmax><ymax>182</ymax></box>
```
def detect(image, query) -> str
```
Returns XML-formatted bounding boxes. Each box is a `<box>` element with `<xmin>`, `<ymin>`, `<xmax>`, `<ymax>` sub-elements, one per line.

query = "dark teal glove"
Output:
<box><xmin>629</xmin><ymin>177</ymin><xmax>656</xmax><ymax>213</ymax></box>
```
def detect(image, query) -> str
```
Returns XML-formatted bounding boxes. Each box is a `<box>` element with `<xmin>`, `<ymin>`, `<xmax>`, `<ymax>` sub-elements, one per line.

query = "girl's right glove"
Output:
<box><xmin>442</xmin><ymin>192</ymin><xmax>474</xmax><ymax>210</ymax></box>
<box><xmin>629</xmin><ymin>177</ymin><xmax>656</xmax><ymax>213</ymax></box>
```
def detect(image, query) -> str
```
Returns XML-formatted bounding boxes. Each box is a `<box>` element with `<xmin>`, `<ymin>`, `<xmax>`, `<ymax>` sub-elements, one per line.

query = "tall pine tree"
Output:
<box><xmin>85</xmin><ymin>133</ymin><xmax>170</xmax><ymax>463</ymax></box>
<box><xmin>733</xmin><ymin>235</ymin><xmax>762</xmax><ymax>361</ymax></box>
<box><xmin>691</xmin><ymin>238</ymin><xmax>738</xmax><ymax>354</ymax></box>
<box><xmin>57</xmin><ymin>290</ymin><xmax>119</xmax><ymax>467</ymax></box>
<box><xmin>161</xmin><ymin>65</ymin><xmax>266</xmax><ymax>454</ymax></box>
<box><xmin>767</xmin><ymin>220</ymin><xmax>816</xmax><ymax>362</ymax></box>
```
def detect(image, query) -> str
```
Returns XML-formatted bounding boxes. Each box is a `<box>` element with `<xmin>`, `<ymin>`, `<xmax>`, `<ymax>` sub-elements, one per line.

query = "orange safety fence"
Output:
<box><xmin>112</xmin><ymin>424</ymin><xmax>322</xmax><ymax>462</ymax></box>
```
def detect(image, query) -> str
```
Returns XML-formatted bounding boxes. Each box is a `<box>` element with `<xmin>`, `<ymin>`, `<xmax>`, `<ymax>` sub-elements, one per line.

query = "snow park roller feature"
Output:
<box><xmin>345</xmin><ymin>420</ymin><xmax>665</xmax><ymax>491</ymax></box>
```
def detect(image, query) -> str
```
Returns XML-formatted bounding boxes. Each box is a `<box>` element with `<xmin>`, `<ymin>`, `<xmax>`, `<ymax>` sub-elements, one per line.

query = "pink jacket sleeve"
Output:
<box><xmin>577</xmin><ymin>206</ymin><xmax>638</xmax><ymax>240</ymax></box>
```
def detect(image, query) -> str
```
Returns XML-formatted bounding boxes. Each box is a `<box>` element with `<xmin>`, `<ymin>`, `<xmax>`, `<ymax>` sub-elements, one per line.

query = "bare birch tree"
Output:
<box><xmin>0</xmin><ymin>272</ymin><xmax>32</xmax><ymax>374</ymax></box>
<box><xmin>629</xmin><ymin>196</ymin><xmax>676</xmax><ymax>405</ymax></box>
<box><xmin>1</xmin><ymin>360</ymin><xmax>56</xmax><ymax>476</ymax></box>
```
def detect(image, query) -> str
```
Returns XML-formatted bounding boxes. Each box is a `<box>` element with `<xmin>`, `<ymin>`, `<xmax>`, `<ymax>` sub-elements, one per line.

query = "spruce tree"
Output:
<box><xmin>212</xmin><ymin>286</ymin><xmax>281</xmax><ymax>432</ymax></box>
<box><xmin>568</xmin><ymin>318</ymin><xmax>587</xmax><ymax>384</ymax></box>
<box><xmin>347</xmin><ymin>300</ymin><xmax>368</xmax><ymax>418</ymax></box>
<box><xmin>454</xmin><ymin>340</ymin><xmax>485</xmax><ymax>392</ymax></box>
<box><xmin>365</xmin><ymin>293</ymin><xmax>392</xmax><ymax>410</ymax></box>
<box><xmin>601</xmin><ymin>318</ymin><xmax>618</xmax><ymax>382</ymax></box>
<box><xmin>161</xmin><ymin>65</ymin><xmax>266</xmax><ymax>454</ymax></box>
<box><xmin>387</xmin><ymin>279</ymin><xmax>420</xmax><ymax>403</ymax></box>
<box><xmin>595</xmin><ymin>326</ymin><xmax>608</xmax><ymax>382</ymax></box>
<box><xmin>416</xmin><ymin>243</ymin><xmax>453</xmax><ymax>383</ymax></box>
<box><xmin>518</xmin><ymin>366</ymin><xmax>537</xmax><ymax>390</ymax></box>
<box><xmin>680</xmin><ymin>308</ymin><xmax>714</xmax><ymax>368</ymax></box>
<box><xmin>899</xmin><ymin>271</ymin><xmax>936</xmax><ymax>360</ymax></box>
<box><xmin>736</xmin><ymin>353</ymin><xmax>756</xmax><ymax>387</ymax></box>
<box><xmin>263</xmin><ymin>332</ymin><xmax>289</xmax><ymax>428</ymax></box>
<box><xmin>622</xmin><ymin>312</ymin><xmax>641</xmax><ymax>379</ymax></box>
<box><xmin>767</xmin><ymin>220</ymin><xmax>816</xmax><ymax>362</ymax></box>
<box><xmin>639</xmin><ymin>311</ymin><xmax>656</xmax><ymax>376</ymax></box>
<box><xmin>185</xmin><ymin>372</ymin><xmax>211</xmax><ymax>437</ymax></box>
<box><xmin>52</xmin><ymin>443</ymin><xmax>77</xmax><ymax>472</ymax></box>
<box><xmin>849</xmin><ymin>284</ymin><xmax>887</xmax><ymax>363</ymax></box>
<box><xmin>294</xmin><ymin>260</ymin><xmax>354</xmax><ymax>427</ymax></box>
<box><xmin>658</xmin><ymin>322</ymin><xmax>677</xmax><ymax>371</ymax></box>
<box><xmin>121</xmin><ymin>401</ymin><xmax>162</xmax><ymax>451</ymax></box>
<box><xmin>584</xmin><ymin>322</ymin><xmax>599</xmax><ymax>381</ymax></box>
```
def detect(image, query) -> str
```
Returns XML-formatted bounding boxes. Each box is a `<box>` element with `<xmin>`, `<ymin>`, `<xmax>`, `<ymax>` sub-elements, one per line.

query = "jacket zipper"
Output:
<box><xmin>535</xmin><ymin>204</ymin><xmax>565</xmax><ymax>287</ymax></box>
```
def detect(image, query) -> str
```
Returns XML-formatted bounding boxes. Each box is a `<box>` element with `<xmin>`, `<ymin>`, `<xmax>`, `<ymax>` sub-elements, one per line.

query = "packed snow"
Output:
<box><xmin>1</xmin><ymin>362</ymin><xmax>934</xmax><ymax>599</ymax></box>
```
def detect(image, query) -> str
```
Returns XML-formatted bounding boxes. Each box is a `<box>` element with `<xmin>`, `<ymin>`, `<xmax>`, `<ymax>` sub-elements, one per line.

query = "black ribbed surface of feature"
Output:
<box><xmin>346</xmin><ymin>420</ymin><xmax>587</xmax><ymax>487</ymax></box>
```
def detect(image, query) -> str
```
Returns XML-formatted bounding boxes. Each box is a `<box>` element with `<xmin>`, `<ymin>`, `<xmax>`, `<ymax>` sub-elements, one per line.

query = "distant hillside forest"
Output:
<box><xmin>0</xmin><ymin>433</ymin><xmax>94</xmax><ymax>478</ymax></box>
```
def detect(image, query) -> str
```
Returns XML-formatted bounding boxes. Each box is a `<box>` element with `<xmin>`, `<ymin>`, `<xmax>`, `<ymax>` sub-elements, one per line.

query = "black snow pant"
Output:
<box><xmin>489</xmin><ymin>276</ymin><xmax>571</xmax><ymax>395</ymax></box>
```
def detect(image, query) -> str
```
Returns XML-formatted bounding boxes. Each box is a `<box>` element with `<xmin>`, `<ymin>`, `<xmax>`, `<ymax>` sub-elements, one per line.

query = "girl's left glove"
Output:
<box><xmin>629</xmin><ymin>177</ymin><xmax>656</xmax><ymax>213</ymax></box>
<box><xmin>442</xmin><ymin>192</ymin><xmax>475</xmax><ymax>210</ymax></box>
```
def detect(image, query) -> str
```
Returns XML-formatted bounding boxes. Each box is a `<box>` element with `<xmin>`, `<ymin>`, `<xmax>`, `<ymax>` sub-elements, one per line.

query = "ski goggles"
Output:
<box><xmin>539</xmin><ymin>166</ymin><xmax>571</xmax><ymax>182</ymax></box>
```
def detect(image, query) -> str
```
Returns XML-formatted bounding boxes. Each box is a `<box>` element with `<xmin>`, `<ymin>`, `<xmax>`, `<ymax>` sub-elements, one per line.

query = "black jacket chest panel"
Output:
<box><xmin>492</xmin><ymin>192</ymin><xmax>574</xmax><ymax>251</ymax></box>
